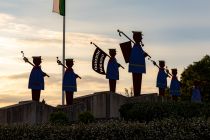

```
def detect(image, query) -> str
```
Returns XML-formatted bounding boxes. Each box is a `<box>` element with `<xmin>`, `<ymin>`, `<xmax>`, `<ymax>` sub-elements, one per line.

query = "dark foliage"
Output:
<box><xmin>119</xmin><ymin>102</ymin><xmax>210</xmax><ymax>122</ymax></box>
<box><xmin>49</xmin><ymin>111</ymin><xmax>69</xmax><ymax>125</ymax></box>
<box><xmin>180</xmin><ymin>55</ymin><xmax>210</xmax><ymax>102</ymax></box>
<box><xmin>0</xmin><ymin>118</ymin><xmax>210</xmax><ymax>140</ymax></box>
<box><xmin>78</xmin><ymin>111</ymin><xmax>95</xmax><ymax>124</ymax></box>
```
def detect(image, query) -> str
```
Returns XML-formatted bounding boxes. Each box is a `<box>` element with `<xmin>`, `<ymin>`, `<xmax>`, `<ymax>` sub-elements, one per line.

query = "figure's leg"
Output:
<box><xmin>66</xmin><ymin>92</ymin><xmax>73</xmax><ymax>105</ymax></box>
<box><xmin>32</xmin><ymin>90</ymin><xmax>35</xmax><ymax>101</ymax></box>
<box><xmin>159</xmin><ymin>88</ymin><xmax>165</xmax><ymax>102</ymax></box>
<box><xmin>132</xmin><ymin>73</ymin><xmax>142</xmax><ymax>96</ymax></box>
<box><xmin>70</xmin><ymin>92</ymin><xmax>73</xmax><ymax>105</ymax></box>
<box><xmin>159</xmin><ymin>88</ymin><xmax>165</xmax><ymax>96</ymax></box>
<box><xmin>32</xmin><ymin>90</ymin><xmax>40</xmax><ymax>101</ymax></box>
<box><xmin>109</xmin><ymin>79</ymin><xmax>116</xmax><ymax>93</ymax></box>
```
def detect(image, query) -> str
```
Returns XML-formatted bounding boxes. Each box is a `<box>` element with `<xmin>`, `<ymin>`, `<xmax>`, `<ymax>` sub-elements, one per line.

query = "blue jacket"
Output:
<box><xmin>28</xmin><ymin>66</ymin><xmax>45</xmax><ymax>90</ymax></box>
<box><xmin>106</xmin><ymin>58</ymin><xmax>119</xmax><ymax>80</ymax></box>
<box><xmin>170</xmin><ymin>76</ymin><xmax>181</xmax><ymax>96</ymax></box>
<box><xmin>191</xmin><ymin>87</ymin><xmax>202</xmax><ymax>103</ymax></box>
<box><xmin>129</xmin><ymin>44</ymin><xmax>146</xmax><ymax>73</ymax></box>
<box><xmin>156</xmin><ymin>69</ymin><xmax>168</xmax><ymax>89</ymax></box>
<box><xmin>63</xmin><ymin>68</ymin><xmax>77</xmax><ymax>92</ymax></box>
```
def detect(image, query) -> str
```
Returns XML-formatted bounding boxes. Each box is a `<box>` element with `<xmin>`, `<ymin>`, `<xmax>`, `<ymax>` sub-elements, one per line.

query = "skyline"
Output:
<box><xmin>0</xmin><ymin>0</ymin><xmax>210</xmax><ymax>107</ymax></box>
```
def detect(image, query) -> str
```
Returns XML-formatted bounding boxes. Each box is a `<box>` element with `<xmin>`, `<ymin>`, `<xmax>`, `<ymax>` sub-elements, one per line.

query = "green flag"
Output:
<box><xmin>53</xmin><ymin>0</ymin><xmax>65</xmax><ymax>16</ymax></box>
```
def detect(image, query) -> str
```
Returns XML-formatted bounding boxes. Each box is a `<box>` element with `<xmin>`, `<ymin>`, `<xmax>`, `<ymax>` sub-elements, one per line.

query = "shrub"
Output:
<box><xmin>0</xmin><ymin>119</ymin><xmax>210</xmax><ymax>139</ymax></box>
<box><xmin>119</xmin><ymin>102</ymin><xmax>210</xmax><ymax>122</ymax></box>
<box><xmin>78</xmin><ymin>111</ymin><xmax>95</xmax><ymax>124</ymax></box>
<box><xmin>49</xmin><ymin>111</ymin><xmax>69</xmax><ymax>125</ymax></box>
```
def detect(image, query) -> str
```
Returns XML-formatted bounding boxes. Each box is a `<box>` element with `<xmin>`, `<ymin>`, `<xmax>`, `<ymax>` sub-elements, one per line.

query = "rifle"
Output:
<box><xmin>21</xmin><ymin>51</ymin><xmax>50</xmax><ymax>77</ymax></box>
<box><xmin>56</xmin><ymin>57</ymin><xmax>81</xmax><ymax>79</ymax></box>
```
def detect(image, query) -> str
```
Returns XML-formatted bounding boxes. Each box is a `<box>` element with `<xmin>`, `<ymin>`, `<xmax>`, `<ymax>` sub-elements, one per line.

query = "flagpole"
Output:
<box><xmin>62</xmin><ymin>0</ymin><xmax>66</xmax><ymax>105</ymax></box>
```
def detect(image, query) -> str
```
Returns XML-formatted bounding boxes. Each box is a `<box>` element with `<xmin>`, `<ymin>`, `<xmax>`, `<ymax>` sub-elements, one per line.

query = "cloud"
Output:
<box><xmin>0</xmin><ymin>13</ymin><xmax>14</xmax><ymax>26</ymax></box>
<box><xmin>80</xmin><ymin>75</ymin><xmax>107</xmax><ymax>84</ymax></box>
<box><xmin>1</xmin><ymin>0</ymin><xmax>210</xmax><ymax>107</ymax></box>
<box><xmin>2</xmin><ymin>72</ymin><xmax>28</xmax><ymax>79</ymax></box>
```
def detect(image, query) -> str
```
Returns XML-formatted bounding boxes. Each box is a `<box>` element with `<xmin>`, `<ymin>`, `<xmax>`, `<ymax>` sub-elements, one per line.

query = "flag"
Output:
<box><xmin>92</xmin><ymin>47</ymin><xmax>108</xmax><ymax>75</ymax></box>
<box><xmin>53</xmin><ymin>0</ymin><xmax>65</xmax><ymax>16</ymax></box>
<box><xmin>120</xmin><ymin>41</ymin><xmax>132</xmax><ymax>63</ymax></box>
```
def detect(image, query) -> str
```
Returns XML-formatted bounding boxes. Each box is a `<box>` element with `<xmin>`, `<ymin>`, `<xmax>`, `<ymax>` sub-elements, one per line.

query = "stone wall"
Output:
<box><xmin>0</xmin><ymin>101</ymin><xmax>54</xmax><ymax>125</ymax></box>
<box><xmin>74</xmin><ymin>91</ymin><xmax>127</xmax><ymax>118</ymax></box>
<box><xmin>0</xmin><ymin>101</ymin><xmax>86</xmax><ymax>125</ymax></box>
<box><xmin>0</xmin><ymin>92</ymin><xmax>168</xmax><ymax>125</ymax></box>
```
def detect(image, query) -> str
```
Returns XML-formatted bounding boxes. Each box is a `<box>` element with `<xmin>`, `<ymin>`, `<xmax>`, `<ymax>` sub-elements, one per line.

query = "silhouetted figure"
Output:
<box><xmin>170</xmin><ymin>68</ymin><xmax>181</xmax><ymax>101</ymax></box>
<box><xmin>63</xmin><ymin>59</ymin><xmax>80</xmax><ymax>105</ymax></box>
<box><xmin>106</xmin><ymin>49</ymin><xmax>120</xmax><ymax>92</ymax></box>
<box><xmin>156</xmin><ymin>60</ymin><xmax>168</xmax><ymax>96</ymax></box>
<box><xmin>191</xmin><ymin>80</ymin><xmax>202</xmax><ymax>103</ymax></box>
<box><xmin>28</xmin><ymin>56</ymin><xmax>47</xmax><ymax>101</ymax></box>
<box><xmin>129</xmin><ymin>31</ymin><xmax>148</xmax><ymax>96</ymax></box>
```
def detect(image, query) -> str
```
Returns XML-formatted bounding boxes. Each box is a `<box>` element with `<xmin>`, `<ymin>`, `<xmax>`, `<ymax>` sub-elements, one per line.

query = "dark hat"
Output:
<box><xmin>32</xmin><ymin>56</ymin><xmax>42</xmax><ymax>60</ymax></box>
<box><xmin>171</xmin><ymin>68</ymin><xmax>177</xmax><ymax>73</ymax></box>
<box><xmin>109</xmin><ymin>49</ymin><xmax>116</xmax><ymax>52</ymax></box>
<box><xmin>132</xmin><ymin>31</ymin><xmax>143</xmax><ymax>36</ymax></box>
<box><xmin>65</xmin><ymin>58</ymin><xmax>74</xmax><ymax>62</ymax></box>
<box><xmin>159</xmin><ymin>60</ymin><xmax>165</xmax><ymax>65</ymax></box>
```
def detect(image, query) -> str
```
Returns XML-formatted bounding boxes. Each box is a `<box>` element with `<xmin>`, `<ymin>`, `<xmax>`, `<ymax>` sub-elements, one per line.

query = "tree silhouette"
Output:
<box><xmin>181</xmin><ymin>55</ymin><xmax>210</xmax><ymax>102</ymax></box>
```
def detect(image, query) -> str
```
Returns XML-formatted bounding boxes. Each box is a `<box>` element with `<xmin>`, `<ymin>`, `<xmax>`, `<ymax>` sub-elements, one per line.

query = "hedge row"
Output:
<box><xmin>0</xmin><ymin>118</ymin><xmax>209</xmax><ymax>140</ymax></box>
<box><xmin>119</xmin><ymin>102</ymin><xmax>210</xmax><ymax>122</ymax></box>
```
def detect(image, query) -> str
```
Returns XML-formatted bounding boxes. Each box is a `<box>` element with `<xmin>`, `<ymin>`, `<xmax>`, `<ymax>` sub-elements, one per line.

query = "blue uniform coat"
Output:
<box><xmin>191</xmin><ymin>87</ymin><xmax>202</xmax><ymax>103</ymax></box>
<box><xmin>129</xmin><ymin>44</ymin><xmax>146</xmax><ymax>73</ymax></box>
<box><xmin>28</xmin><ymin>66</ymin><xmax>45</xmax><ymax>90</ymax></box>
<box><xmin>170</xmin><ymin>76</ymin><xmax>181</xmax><ymax>96</ymax></box>
<box><xmin>156</xmin><ymin>69</ymin><xmax>168</xmax><ymax>89</ymax></box>
<box><xmin>63</xmin><ymin>68</ymin><xmax>77</xmax><ymax>92</ymax></box>
<box><xmin>106</xmin><ymin>58</ymin><xmax>119</xmax><ymax>80</ymax></box>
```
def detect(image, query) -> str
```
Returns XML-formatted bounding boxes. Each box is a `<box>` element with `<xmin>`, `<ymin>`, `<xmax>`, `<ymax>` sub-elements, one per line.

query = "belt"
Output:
<box><xmin>130</xmin><ymin>64</ymin><xmax>145</xmax><ymax>67</ymax></box>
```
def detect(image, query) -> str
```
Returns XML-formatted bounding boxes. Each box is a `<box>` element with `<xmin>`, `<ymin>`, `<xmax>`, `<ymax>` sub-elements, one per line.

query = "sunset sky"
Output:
<box><xmin>0</xmin><ymin>0</ymin><xmax>210</xmax><ymax>107</ymax></box>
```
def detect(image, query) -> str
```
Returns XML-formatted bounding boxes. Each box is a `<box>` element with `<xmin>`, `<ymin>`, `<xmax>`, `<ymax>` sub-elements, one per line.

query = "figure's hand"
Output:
<box><xmin>153</xmin><ymin>61</ymin><xmax>157</xmax><ymax>66</ymax></box>
<box><xmin>57</xmin><ymin>60</ymin><xmax>61</xmax><ymax>65</ymax></box>
<box><xmin>144</xmin><ymin>52</ymin><xmax>148</xmax><ymax>57</ymax></box>
<box><xmin>23</xmin><ymin>57</ymin><xmax>29</xmax><ymax>63</ymax></box>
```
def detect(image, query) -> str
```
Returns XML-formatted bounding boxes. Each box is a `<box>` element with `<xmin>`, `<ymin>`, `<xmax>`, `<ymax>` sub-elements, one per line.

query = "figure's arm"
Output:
<box><xmin>76</xmin><ymin>74</ymin><xmax>82</xmax><ymax>79</ymax></box>
<box><xmin>118</xmin><ymin>63</ymin><xmax>125</xmax><ymax>69</ymax></box>
<box><xmin>144</xmin><ymin>52</ymin><xmax>149</xmax><ymax>58</ymax></box>
<box><xmin>165</xmin><ymin>69</ymin><xmax>171</xmax><ymax>78</ymax></box>
<box><xmin>42</xmin><ymin>72</ymin><xmax>50</xmax><ymax>77</ymax></box>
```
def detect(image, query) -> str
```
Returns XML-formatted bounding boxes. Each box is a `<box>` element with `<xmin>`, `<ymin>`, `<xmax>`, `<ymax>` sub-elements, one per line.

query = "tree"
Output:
<box><xmin>180</xmin><ymin>55</ymin><xmax>210</xmax><ymax>102</ymax></box>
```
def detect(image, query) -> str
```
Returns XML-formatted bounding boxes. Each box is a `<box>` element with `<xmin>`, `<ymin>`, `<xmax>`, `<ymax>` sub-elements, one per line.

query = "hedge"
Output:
<box><xmin>0</xmin><ymin>118</ymin><xmax>209</xmax><ymax>140</ymax></box>
<box><xmin>119</xmin><ymin>102</ymin><xmax>210</xmax><ymax>122</ymax></box>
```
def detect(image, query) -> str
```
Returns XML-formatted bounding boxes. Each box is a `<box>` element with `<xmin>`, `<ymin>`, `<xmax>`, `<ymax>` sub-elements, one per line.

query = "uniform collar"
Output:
<box><xmin>66</xmin><ymin>68</ymin><xmax>73</xmax><ymax>72</ymax></box>
<box><xmin>33</xmin><ymin>66</ymin><xmax>41</xmax><ymax>69</ymax></box>
<box><xmin>172</xmin><ymin>76</ymin><xmax>177</xmax><ymax>80</ymax></box>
